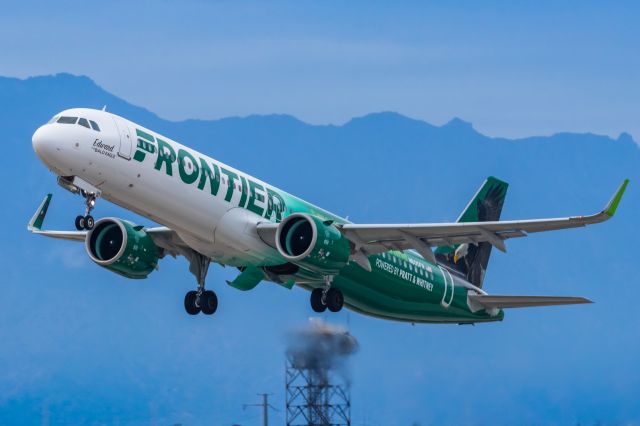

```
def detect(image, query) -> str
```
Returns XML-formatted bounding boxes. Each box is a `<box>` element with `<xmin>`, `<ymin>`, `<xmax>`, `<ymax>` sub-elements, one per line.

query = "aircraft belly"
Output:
<box><xmin>329</xmin><ymin>260</ymin><xmax>501</xmax><ymax>323</ymax></box>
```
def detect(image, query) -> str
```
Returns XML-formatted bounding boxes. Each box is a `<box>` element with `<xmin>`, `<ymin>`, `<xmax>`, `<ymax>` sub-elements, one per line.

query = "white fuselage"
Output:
<box><xmin>32</xmin><ymin>108</ymin><xmax>294</xmax><ymax>267</ymax></box>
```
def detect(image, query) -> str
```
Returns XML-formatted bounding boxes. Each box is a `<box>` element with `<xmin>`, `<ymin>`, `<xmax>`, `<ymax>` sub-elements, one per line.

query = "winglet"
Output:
<box><xmin>604</xmin><ymin>179</ymin><xmax>629</xmax><ymax>217</ymax></box>
<box><xmin>28</xmin><ymin>194</ymin><xmax>52</xmax><ymax>231</ymax></box>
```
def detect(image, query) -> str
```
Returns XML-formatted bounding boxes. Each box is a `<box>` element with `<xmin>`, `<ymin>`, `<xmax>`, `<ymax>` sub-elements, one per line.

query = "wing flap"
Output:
<box><xmin>469</xmin><ymin>294</ymin><xmax>593</xmax><ymax>309</ymax></box>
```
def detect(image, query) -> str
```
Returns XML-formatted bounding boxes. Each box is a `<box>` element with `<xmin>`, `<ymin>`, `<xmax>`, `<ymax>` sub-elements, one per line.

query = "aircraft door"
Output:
<box><xmin>113</xmin><ymin>117</ymin><xmax>132</xmax><ymax>160</ymax></box>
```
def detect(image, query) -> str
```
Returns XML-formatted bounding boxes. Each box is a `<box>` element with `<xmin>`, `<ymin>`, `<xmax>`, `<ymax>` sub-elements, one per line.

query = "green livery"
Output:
<box><xmin>273</xmin><ymin>180</ymin><xmax>512</xmax><ymax>324</ymax></box>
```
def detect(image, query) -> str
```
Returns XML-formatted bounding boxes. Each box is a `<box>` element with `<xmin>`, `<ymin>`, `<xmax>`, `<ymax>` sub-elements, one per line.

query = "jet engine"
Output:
<box><xmin>275</xmin><ymin>213</ymin><xmax>351</xmax><ymax>274</ymax></box>
<box><xmin>85</xmin><ymin>218</ymin><xmax>160</xmax><ymax>279</ymax></box>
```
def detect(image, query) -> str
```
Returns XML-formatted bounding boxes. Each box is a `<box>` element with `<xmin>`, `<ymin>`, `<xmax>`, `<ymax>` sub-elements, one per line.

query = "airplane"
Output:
<box><xmin>29</xmin><ymin>108</ymin><xmax>628</xmax><ymax>324</ymax></box>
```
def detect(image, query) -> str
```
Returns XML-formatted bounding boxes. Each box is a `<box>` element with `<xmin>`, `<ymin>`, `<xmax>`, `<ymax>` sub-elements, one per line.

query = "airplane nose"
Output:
<box><xmin>32</xmin><ymin>125</ymin><xmax>47</xmax><ymax>157</ymax></box>
<box><xmin>32</xmin><ymin>123</ymin><xmax>71</xmax><ymax>174</ymax></box>
<box><xmin>31</xmin><ymin>125</ymin><xmax>61</xmax><ymax>166</ymax></box>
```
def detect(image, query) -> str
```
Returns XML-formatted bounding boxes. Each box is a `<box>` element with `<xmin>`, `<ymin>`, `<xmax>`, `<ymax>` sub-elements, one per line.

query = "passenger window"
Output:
<box><xmin>78</xmin><ymin>118</ymin><xmax>90</xmax><ymax>129</ymax></box>
<box><xmin>57</xmin><ymin>116</ymin><xmax>78</xmax><ymax>124</ymax></box>
<box><xmin>89</xmin><ymin>120</ymin><xmax>101</xmax><ymax>131</ymax></box>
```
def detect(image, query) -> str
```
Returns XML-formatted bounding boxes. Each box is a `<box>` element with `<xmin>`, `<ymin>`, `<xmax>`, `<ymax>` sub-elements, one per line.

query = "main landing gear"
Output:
<box><xmin>74</xmin><ymin>191</ymin><xmax>97</xmax><ymax>230</ymax></box>
<box><xmin>183</xmin><ymin>252</ymin><xmax>218</xmax><ymax>316</ymax></box>
<box><xmin>184</xmin><ymin>289</ymin><xmax>218</xmax><ymax>315</ymax></box>
<box><xmin>310</xmin><ymin>276</ymin><xmax>344</xmax><ymax>313</ymax></box>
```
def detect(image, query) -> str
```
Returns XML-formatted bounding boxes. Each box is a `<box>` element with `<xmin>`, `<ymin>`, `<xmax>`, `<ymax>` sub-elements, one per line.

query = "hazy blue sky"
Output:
<box><xmin>1</xmin><ymin>1</ymin><xmax>638</xmax><ymax>140</ymax></box>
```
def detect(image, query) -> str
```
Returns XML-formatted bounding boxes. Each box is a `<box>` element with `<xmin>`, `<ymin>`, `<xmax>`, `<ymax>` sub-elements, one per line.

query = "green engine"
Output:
<box><xmin>275</xmin><ymin>213</ymin><xmax>351</xmax><ymax>274</ymax></box>
<box><xmin>85</xmin><ymin>218</ymin><xmax>160</xmax><ymax>279</ymax></box>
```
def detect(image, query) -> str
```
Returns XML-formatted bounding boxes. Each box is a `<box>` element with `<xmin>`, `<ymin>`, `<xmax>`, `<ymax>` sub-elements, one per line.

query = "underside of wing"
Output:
<box><xmin>469</xmin><ymin>294</ymin><xmax>593</xmax><ymax>309</ymax></box>
<box><xmin>29</xmin><ymin>229</ymin><xmax>87</xmax><ymax>241</ymax></box>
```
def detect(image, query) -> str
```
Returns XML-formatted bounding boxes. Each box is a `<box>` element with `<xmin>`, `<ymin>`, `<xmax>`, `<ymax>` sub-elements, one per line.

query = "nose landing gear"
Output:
<box><xmin>56</xmin><ymin>176</ymin><xmax>100</xmax><ymax>231</ymax></box>
<box><xmin>74</xmin><ymin>191</ymin><xmax>97</xmax><ymax>230</ymax></box>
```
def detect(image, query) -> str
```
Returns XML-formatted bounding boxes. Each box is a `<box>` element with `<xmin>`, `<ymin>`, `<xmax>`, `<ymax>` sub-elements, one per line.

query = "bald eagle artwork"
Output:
<box><xmin>436</xmin><ymin>181</ymin><xmax>507</xmax><ymax>288</ymax></box>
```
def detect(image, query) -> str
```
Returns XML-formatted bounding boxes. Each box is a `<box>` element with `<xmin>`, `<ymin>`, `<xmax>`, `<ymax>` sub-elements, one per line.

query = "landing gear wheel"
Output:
<box><xmin>310</xmin><ymin>288</ymin><xmax>327</xmax><ymax>313</ymax></box>
<box><xmin>84</xmin><ymin>215</ymin><xmax>94</xmax><ymax>230</ymax></box>
<box><xmin>200</xmin><ymin>290</ymin><xmax>218</xmax><ymax>315</ymax></box>
<box><xmin>326</xmin><ymin>288</ymin><xmax>344</xmax><ymax>312</ymax></box>
<box><xmin>184</xmin><ymin>290</ymin><xmax>201</xmax><ymax>315</ymax></box>
<box><xmin>75</xmin><ymin>215</ymin><xmax>85</xmax><ymax>230</ymax></box>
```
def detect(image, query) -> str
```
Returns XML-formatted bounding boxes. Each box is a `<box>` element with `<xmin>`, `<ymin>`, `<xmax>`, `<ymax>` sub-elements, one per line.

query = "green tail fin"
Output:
<box><xmin>435</xmin><ymin>176</ymin><xmax>508</xmax><ymax>288</ymax></box>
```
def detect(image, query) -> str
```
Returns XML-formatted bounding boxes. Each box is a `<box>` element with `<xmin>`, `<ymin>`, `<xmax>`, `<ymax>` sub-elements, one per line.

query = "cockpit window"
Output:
<box><xmin>57</xmin><ymin>116</ymin><xmax>78</xmax><ymax>124</ymax></box>
<box><xmin>89</xmin><ymin>120</ymin><xmax>100</xmax><ymax>131</ymax></box>
<box><xmin>78</xmin><ymin>118</ymin><xmax>90</xmax><ymax>129</ymax></box>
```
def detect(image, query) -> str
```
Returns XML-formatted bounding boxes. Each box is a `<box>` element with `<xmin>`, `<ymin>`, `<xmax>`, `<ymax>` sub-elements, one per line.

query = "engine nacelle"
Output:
<box><xmin>275</xmin><ymin>213</ymin><xmax>351</xmax><ymax>274</ymax></box>
<box><xmin>85</xmin><ymin>218</ymin><xmax>160</xmax><ymax>279</ymax></box>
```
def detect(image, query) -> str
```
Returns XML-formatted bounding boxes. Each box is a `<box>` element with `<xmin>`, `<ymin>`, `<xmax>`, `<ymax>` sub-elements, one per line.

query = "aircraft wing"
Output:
<box><xmin>27</xmin><ymin>193</ymin><xmax>184</xmax><ymax>255</ymax></box>
<box><xmin>339</xmin><ymin>180</ymin><xmax>628</xmax><ymax>263</ymax></box>
<box><xmin>26</xmin><ymin>194</ymin><xmax>86</xmax><ymax>241</ymax></box>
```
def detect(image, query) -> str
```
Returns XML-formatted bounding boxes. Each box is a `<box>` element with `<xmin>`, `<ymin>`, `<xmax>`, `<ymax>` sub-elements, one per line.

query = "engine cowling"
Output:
<box><xmin>275</xmin><ymin>213</ymin><xmax>350</xmax><ymax>274</ymax></box>
<box><xmin>85</xmin><ymin>218</ymin><xmax>160</xmax><ymax>279</ymax></box>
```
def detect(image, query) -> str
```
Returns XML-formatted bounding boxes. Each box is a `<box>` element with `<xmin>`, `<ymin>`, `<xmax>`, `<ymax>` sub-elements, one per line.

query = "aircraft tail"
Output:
<box><xmin>435</xmin><ymin>176</ymin><xmax>508</xmax><ymax>288</ymax></box>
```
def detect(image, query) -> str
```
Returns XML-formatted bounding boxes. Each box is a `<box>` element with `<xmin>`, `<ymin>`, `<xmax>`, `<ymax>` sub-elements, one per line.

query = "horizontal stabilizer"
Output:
<box><xmin>469</xmin><ymin>294</ymin><xmax>593</xmax><ymax>309</ymax></box>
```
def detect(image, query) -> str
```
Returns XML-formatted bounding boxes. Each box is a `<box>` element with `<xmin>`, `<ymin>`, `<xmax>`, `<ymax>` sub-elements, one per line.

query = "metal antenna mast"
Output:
<box><xmin>285</xmin><ymin>320</ymin><xmax>356</xmax><ymax>426</ymax></box>
<box><xmin>244</xmin><ymin>393</ymin><xmax>278</xmax><ymax>426</ymax></box>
